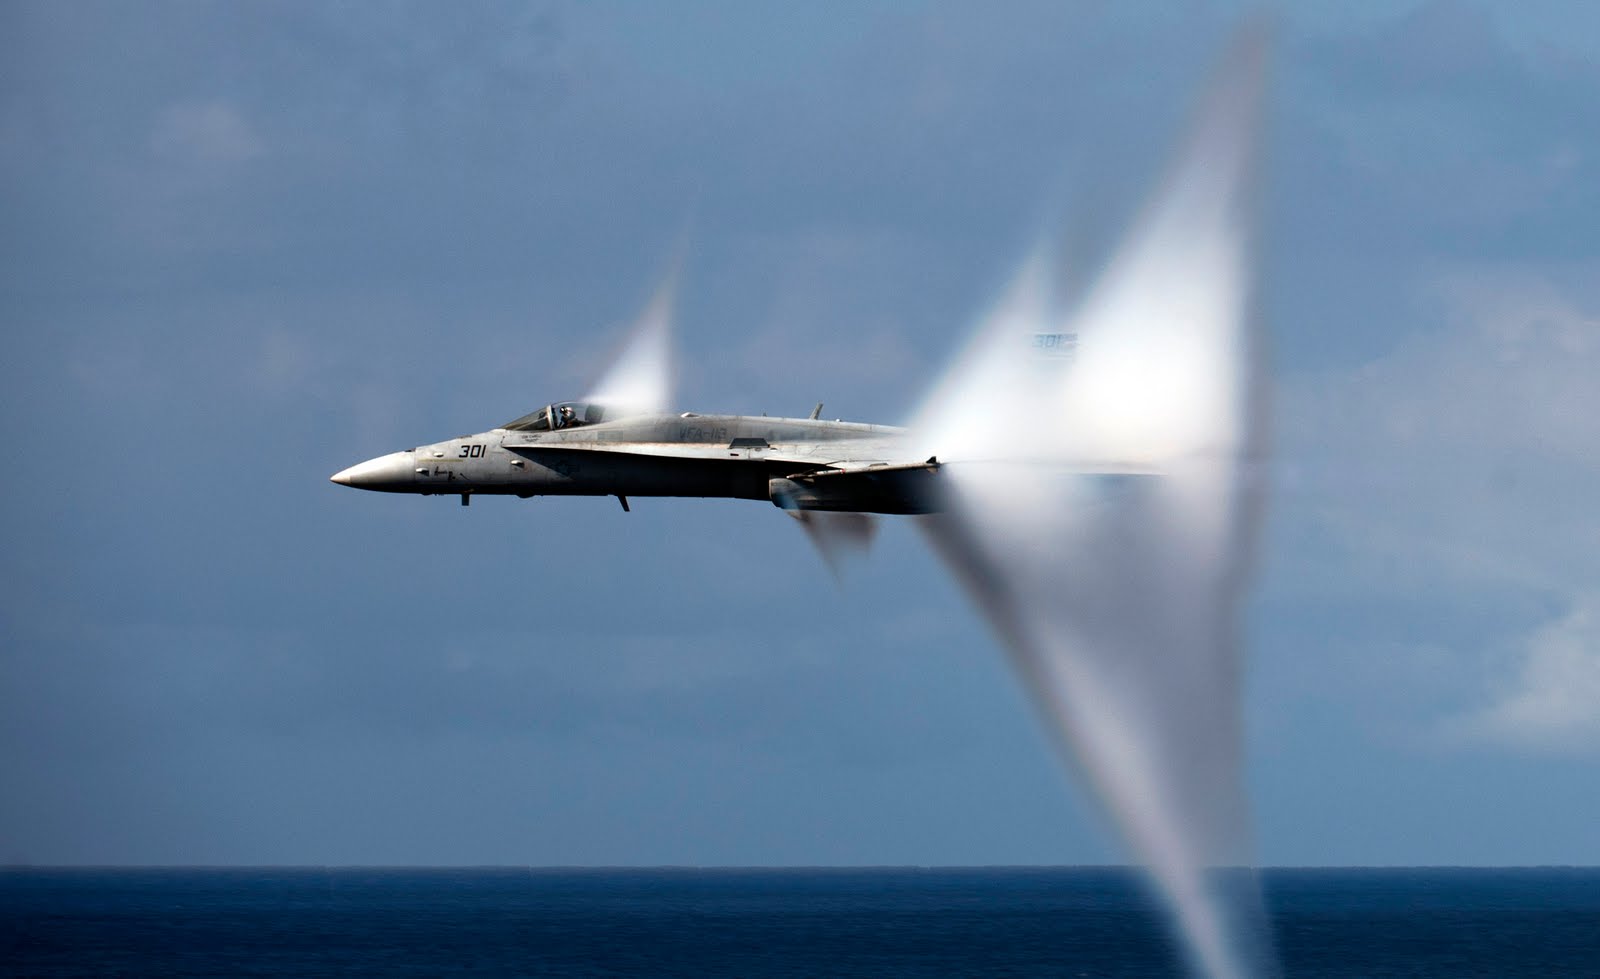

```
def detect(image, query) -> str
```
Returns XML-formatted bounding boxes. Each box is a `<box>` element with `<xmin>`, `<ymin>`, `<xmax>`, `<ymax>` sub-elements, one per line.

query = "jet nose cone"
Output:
<box><xmin>330</xmin><ymin>451</ymin><xmax>414</xmax><ymax>491</ymax></box>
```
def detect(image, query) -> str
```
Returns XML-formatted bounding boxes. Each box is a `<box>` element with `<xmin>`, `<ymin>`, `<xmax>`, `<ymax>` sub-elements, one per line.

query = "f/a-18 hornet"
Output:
<box><xmin>330</xmin><ymin>280</ymin><xmax>953</xmax><ymax>522</ymax></box>
<box><xmin>329</xmin><ymin>392</ymin><xmax>943</xmax><ymax>517</ymax></box>
<box><xmin>332</xmin><ymin>32</ymin><xmax>1275</xmax><ymax>979</ymax></box>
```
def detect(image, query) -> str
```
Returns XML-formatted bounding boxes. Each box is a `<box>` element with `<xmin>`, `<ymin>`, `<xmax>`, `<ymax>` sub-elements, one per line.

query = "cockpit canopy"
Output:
<box><xmin>502</xmin><ymin>401</ymin><xmax>606</xmax><ymax>432</ymax></box>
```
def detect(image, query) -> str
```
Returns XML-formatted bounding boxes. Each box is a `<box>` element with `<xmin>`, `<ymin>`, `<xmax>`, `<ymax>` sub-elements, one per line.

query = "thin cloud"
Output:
<box><xmin>1280</xmin><ymin>268</ymin><xmax>1600</xmax><ymax>750</ymax></box>
<box><xmin>1450</xmin><ymin>596</ymin><xmax>1600</xmax><ymax>752</ymax></box>
<box><xmin>150</xmin><ymin>100</ymin><xmax>263</xmax><ymax>164</ymax></box>
<box><xmin>1283</xmin><ymin>267</ymin><xmax>1600</xmax><ymax>591</ymax></box>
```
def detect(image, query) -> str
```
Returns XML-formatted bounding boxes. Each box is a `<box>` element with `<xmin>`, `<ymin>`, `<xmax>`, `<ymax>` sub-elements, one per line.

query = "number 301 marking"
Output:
<box><xmin>458</xmin><ymin>444</ymin><xmax>486</xmax><ymax>458</ymax></box>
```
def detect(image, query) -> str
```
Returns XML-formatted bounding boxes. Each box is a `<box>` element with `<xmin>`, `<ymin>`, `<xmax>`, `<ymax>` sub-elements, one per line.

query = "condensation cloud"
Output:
<box><xmin>913</xmin><ymin>31</ymin><xmax>1273</xmax><ymax>979</ymax></box>
<box><xmin>586</xmin><ymin>270</ymin><xmax>679</xmax><ymax>418</ymax></box>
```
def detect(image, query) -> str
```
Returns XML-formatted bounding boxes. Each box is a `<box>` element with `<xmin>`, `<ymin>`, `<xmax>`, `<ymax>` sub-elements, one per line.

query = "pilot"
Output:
<box><xmin>559</xmin><ymin>405</ymin><xmax>576</xmax><ymax>428</ymax></box>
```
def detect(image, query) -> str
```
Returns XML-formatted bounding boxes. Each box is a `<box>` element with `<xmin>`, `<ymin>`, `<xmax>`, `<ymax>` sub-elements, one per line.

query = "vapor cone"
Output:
<box><xmin>789</xmin><ymin>510</ymin><xmax>879</xmax><ymax>578</ymax></box>
<box><xmin>587</xmin><ymin>268</ymin><xmax>679</xmax><ymax>418</ymax></box>
<box><xmin>914</xmin><ymin>32</ymin><xmax>1272</xmax><ymax>979</ymax></box>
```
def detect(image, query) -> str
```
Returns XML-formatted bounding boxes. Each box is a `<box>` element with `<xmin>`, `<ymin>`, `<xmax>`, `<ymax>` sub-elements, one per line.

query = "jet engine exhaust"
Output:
<box><xmin>913</xmin><ymin>31</ymin><xmax>1273</xmax><ymax>978</ymax></box>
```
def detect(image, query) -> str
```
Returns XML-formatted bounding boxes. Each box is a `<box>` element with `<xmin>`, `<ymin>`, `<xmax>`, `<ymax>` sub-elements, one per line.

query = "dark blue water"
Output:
<box><xmin>3</xmin><ymin>867</ymin><xmax>1596</xmax><ymax>977</ymax></box>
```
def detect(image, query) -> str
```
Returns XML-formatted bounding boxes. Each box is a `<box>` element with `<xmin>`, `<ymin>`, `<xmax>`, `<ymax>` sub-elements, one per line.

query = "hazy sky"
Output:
<box><xmin>4</xmin><ymin>0</ymin><xmax>1598</xmax><ymax>866</ymax></box>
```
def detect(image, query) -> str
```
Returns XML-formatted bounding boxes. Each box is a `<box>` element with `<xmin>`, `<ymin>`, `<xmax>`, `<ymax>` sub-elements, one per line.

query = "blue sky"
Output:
<box><xmin>3</xmin><ymin>0</ymin><xmax>1598</xmax><ymax>866</ymax></box>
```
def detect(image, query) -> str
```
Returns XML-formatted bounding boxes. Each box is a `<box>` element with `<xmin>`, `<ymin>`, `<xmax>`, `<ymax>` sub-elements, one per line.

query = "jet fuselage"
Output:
<box><xmin>331</xmin><ymin>408</ymin><xmax>926</xmax><ymax>512</ymax></box>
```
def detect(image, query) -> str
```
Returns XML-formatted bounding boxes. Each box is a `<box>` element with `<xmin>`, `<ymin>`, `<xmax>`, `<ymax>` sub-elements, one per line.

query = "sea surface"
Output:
<box><xmin>3</xmin><ymin>867</ymin><xmax>1597</xmax><ymax>977</ymax></box>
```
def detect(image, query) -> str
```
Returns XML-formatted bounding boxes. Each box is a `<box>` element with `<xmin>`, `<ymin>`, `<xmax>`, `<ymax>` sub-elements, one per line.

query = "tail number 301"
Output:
<box><xmin>458</xmin><ymin>444</ymin><xmax>487</xmax><ymax>458</ymax></box>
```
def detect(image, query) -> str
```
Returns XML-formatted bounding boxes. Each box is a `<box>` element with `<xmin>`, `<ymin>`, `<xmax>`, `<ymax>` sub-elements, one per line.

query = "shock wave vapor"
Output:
<box><xmin>333</xmin><ymin>30</ymin><xmax>1272</xmax><ymax>979</ymax></box>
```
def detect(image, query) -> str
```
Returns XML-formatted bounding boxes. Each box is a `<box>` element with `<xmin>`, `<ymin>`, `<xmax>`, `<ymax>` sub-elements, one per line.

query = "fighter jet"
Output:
<box><xmin>328</xmin><ymin>398</ymin><xmax>943</xmax><ymax>515</ymax></box>
<box><xmin>331</xmin><ymin>31</ymin><xmax>1272</xmax><ymax>979</ymax></box>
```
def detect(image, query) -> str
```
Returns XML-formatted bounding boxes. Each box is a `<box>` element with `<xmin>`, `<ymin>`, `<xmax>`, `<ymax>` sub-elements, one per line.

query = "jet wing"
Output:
<box><xmin>505</xmin><ymin>439</ymin><xmax>947</xmax><ymax>513</ymax></box>
<box><xmin>769</xmin><ymin>460</ymin><xmax>943</xmax><ymax>515</ymax></box>
<box><xmin>502</xmin><ymin>438</ymin><xmax>919</xmax><ymax>471</ymax></box>
<box><xmin>501</xmin><ymin>439</ymin><xmax>826</xmax><ymax>467</ymax></box>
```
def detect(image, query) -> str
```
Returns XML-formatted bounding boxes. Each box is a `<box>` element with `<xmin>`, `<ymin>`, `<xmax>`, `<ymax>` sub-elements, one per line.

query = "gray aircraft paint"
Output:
<box><xmin>332</xmin><ymin>409</ymin><xmax>925</xmax><ymax>510</ymax></box>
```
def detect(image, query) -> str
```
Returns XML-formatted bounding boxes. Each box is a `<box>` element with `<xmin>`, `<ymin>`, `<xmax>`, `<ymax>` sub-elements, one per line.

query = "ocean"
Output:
<box><xmin>3</xmin><ymin>867</ymin><xmax>1596</xmax><ymax>976</ymax></box>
